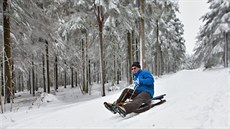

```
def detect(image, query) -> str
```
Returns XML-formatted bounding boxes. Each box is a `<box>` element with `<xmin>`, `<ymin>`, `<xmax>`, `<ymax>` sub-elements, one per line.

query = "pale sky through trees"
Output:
<box><xmin>177</xmin><ymin>0</ymin><xmax>209</xmax><ymax>55</ymax></box>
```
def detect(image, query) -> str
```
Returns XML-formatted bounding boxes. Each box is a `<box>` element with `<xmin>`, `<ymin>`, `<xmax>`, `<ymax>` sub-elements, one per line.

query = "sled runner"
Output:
<box><xmin>104</xmin><ymin>94</ymin><xmax>166</xmax><ymax>117</ymax></box>
<box><xmin>134</xmin><ymin>94</ymin><xmax>166</xmax><ymax>113</ymax></box>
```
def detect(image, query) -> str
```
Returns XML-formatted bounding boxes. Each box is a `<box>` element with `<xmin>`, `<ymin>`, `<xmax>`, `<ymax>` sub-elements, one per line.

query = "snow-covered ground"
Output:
<box><xmin>1</xmin><ymin>67</ymin><xmax>230</xmax><ymax>129</ymax></box>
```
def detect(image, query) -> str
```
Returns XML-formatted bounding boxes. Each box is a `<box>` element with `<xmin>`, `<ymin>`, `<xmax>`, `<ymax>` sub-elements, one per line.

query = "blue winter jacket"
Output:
<box><xmin>133</xmin><ymin>70</ymin><xmax>154</xmax><ymax>98</ymax></box>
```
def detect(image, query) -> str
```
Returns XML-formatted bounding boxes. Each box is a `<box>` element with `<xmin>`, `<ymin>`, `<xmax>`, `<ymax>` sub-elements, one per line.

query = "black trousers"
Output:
<box><xmin>116</xmin><ymin>88</ymin><xmax>151</xmax><ymax>114</ymax></box>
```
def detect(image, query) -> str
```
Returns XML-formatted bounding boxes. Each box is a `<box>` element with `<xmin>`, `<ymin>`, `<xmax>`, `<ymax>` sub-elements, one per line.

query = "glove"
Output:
<box><xmin>133</xmin><ymin>79</ymin><xmax>140</xmax><ymax>86</ymax></box>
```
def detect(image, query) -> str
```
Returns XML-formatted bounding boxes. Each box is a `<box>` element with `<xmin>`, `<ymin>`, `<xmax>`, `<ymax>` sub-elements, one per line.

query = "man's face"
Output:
<box><xmin>131</xmin><ymin>67</ymin><xmax>140</xmax><ymax>74</ymax></box>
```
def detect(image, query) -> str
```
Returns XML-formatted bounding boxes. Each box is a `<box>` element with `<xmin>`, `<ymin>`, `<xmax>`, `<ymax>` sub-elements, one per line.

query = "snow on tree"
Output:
<box><xmin>0</xmin><ymin>0</ymin><xmax>188</xmax><ymax>112</ymax></box>
<box><xmin>194</xmin><ymin>0</ymin><xmax>230</xmax><ymax>68</ymax></box>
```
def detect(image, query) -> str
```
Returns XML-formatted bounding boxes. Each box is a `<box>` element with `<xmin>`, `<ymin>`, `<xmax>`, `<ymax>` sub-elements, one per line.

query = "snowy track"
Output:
<box><xmin>1</xmin><ymin>68</ymin><xmax>229</xmax><ymax>129</ymax></box>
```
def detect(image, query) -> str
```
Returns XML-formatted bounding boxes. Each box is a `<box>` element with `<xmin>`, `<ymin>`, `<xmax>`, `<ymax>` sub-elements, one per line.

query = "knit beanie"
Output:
<box><xmin>131</xmin><ymin>62</ymin><xmax>141</xmax><ymax>68</ymax></box>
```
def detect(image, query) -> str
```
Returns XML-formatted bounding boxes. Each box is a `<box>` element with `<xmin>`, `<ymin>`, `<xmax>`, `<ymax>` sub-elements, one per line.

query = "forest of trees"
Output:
<box><xmin>0</xmin><ymin>0</ymin><xmax>229</xmax><ymax>113</ymax></box>
<box><xmin>193</xmin><ymin>0</ymin><xmax>230</xmax><ymax>68</ymax></box>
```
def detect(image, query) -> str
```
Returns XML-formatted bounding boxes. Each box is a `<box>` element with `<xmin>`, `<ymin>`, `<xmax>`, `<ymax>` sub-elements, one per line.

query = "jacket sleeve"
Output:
<box><xmin>139</xmin><ymin>71</ymin><xmax>154</xmax><ymax>86</ymax></box>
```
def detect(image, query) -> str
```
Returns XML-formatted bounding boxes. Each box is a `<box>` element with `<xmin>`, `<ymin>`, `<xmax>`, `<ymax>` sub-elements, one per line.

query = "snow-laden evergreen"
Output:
<box><xmin>0</xmin><ymin>0</ymin><xmax>187</xmax><ymax>103</ymax></box>
<box><xmin>194</xmin><ymin>0</ymin><xmax>230</xmax><ymax>68</ymax></box>
<box><xmin>1</xmin><ymin>1</ymin><xmax>229</xmax><ymax>127</ymax></box>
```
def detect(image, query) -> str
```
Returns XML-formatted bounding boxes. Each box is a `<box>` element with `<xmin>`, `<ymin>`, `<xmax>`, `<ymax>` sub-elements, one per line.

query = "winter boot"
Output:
<box><xmin>104</xmin><ymin>102</ymin><xmax>117</xmax><ymax>114</ymax></box>
<box><xmin>114</xmin><ymin>105</ymin><xmax>127</xmax><ymax>117</ymax></box>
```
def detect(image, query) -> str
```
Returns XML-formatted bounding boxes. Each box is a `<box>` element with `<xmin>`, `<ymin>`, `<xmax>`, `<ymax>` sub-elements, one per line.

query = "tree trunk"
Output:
<box><xmin>1</xmin><ymin>64</ymin><xmax>3</xmax><ymax>96</ymax></box>
<box><xmin>88</xmin><ymin>60</ymin><xmax>92</xmax><ymax>94</ymax></box>
<box><xmin>131</xmin><ymin>30</ymin><xmax>136</xmax><ymax>61</ymax></box>
<box><xmin>45</xmin><ymin>40</ymin><xmax>50</xmax><ymax>93</ymax></box>
<box><xmin>127</xmin><ymin>31</ymin><xmax>133</xmax><ymax>85</ymax></box>
<box><xmin>28</xmin><ymin>71</ymin><xmax>31</xmax><ymax>94</ymax></box>
<box><xmin>111</xmin><ymin>54</ymin><xmax>116</xmax><ymax>86</ymax></box>
<box><xmin>88</xmin><ymin>60</ymin><xmax>91</xmax><ymax>86</ymax></box>
<box><xmin>35</xmin><ymin>69</ymin><xmax>38</xmax><ymax>91</ymax></box>
<box><xmin>0</xmin><ymin>65</ymin><xmax>3</xmax><ymax>112</ymax></box>
<box><xmin>71</xmin><ymin>66</ymin><xmax>74</xmax><ymax>88</ymax></box>
<box><xmin>224</xmin><ymin>32</ymin><xmax>229</xmax><ymax>67</ymax></box>
<box><xmin>42</xmin><ymin>54</ymin><xmax>46</xmax><ymax>92</ymax></box>
<box><xmin>139</xmin><ymin>0</ymin><xmax>145</xmax><ymax>69</ymax></box>
<box><xmin>96</xmin><ymin>5</ymin><xmax>105</xmax><ymax>96</ymax></box>
<box><xmin>0</xmin><ymin>95</ymin><xmax>2</xmax><ymax>113</ymax></box>
<box><xmin>21</xmin><ymin>72</ymin><xmax>24</xmax><ymax>91</ymax></box>
<box><xmin>55</xmin><ymin>55</ymin><xmax>58</xmax><ymax>90</ymax></box>
<box><xmin>228</xmin><ymin>33</ymin><xmax>230</xmax><ymax>67</ymax></box>
<box><xmin>85</xmin><ymin>33</ymin><xmax>88</xmax><ymax>93</ymax></box>
<box><xmin>3</xmin><ymin>0</ymin><xmax>13</xmax><ymax>104</ymax></box>
<box><xmin>81</xmin><ymin>39</ymin><xmax>85</xmax><ymax>92</ymax></box>
<box><xmin>32</xmin><ymin>58</ymin><xmax>35</xmax><ymax>96</ymax></box>
<box><xmin>117</xmin><ymin>62</ymin><xmax>120</xmax><ymax>85</ymax></box>
<box><xmin>135</xmin><ymin>38</ymin><xmax>139</xmax><ymax>62</ymax></box>
<box><xmin>18</xmin><ymin>73</ymin><xmax>21</xmax><ymax>92</ymax></box>
<box><xmin>12</xmin><ymin>60</ymin><xmax>15</xmax><ymax>97</ymax></box>
<box><xmin>156</xmin><ymin>20</ymin><xmax>161</xmax><ymax>76</ymax></box>
<box><xmin>64</xmin><ymin>69</ymin><xmax>67</xmax><ymax>88</ymax></box>
<box><xmin>75</xmin><ymin>71</ymin><xmax>78</xmax><ymax>87</ymax></box>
